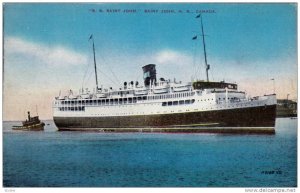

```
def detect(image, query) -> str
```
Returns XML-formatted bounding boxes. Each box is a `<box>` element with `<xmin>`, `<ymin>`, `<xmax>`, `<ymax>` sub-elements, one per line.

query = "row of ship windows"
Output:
<box><xmin>57</xmin><ymin>92</ymin><xmax>195</xmax><ymax>105</ymax></box>
<box><xmin>58</xmin><ymin>103</ymin><xmax>258</xmax><ymax>113</ymax></box>
<box><xmin>162</xmin><ymin>99</ymin><xmax>195</xmax><ymax>106</ymax></box>
<box><xmin>59</xmin><ymin>107</ymin><xmax>85</xmax><ymax>111</ymax></box>
<box><xmin>57</xmin><ymin>99</ymin><xmax>194</xmax><ymax>111</ymax></box>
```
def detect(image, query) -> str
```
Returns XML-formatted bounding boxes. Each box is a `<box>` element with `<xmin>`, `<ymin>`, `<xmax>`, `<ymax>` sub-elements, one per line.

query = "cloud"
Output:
<box><xmin>154</xmin><ymin>49</ymin><xmax>192</xmax><ymax>65</ymax></box>
<box><xmin>4</xmin><ymin>37</ymin><xmax>88</xmax><ymax>67</ymax></box>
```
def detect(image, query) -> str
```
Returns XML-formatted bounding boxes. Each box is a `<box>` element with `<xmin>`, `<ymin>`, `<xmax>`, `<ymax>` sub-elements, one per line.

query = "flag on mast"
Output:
<box><xmin>89</xmin><ymin>34</ymin><xmax>93</xmax><ymax>41</ymax></box>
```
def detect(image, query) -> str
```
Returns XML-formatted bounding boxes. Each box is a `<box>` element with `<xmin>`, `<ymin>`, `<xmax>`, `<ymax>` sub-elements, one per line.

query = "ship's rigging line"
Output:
<box><xmin>192</xmin><ymin>14</ymin><xmax>215</xmax><ymax>82</ymax></box>
<box><xmin>83</xmin><ymin>63</ymin><xmax>120</xmax><ymax>90</ymax></box>
<box><xmin>96</xmin><ymin>68</ymin><xmax>120</xmax><ymax>88</ymax></box>
<box><xmin>81</xmin><ymin>46</ymin><xmax>120</xmax><ymax>91</ymax></box>
<box><xmin>81</xmin><ymin>57</ymin><xmax>92</xmax><ymax>91</ymax></box>
<box><xmin>192</xmin><ymin>36</ymin><xmax>203</xmax><ymax>81</ymax></box>
<box><xmin>97</xmin><ymin>53</ymin><xmax>121</xmax><ymax>85</ymax></box>
<box><xmin>192</xmin><ymin>37</ymin><xmax>199</xmax><ymax>80</ymax></box>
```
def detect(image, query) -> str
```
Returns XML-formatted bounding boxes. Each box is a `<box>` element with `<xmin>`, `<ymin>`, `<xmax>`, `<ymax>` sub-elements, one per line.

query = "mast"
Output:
<box><xmin>198</xmin><ymin>14</ymin><xmax>210</xmax><ymax>82</ymax></box>
<box><xmin>89</xmin><ymin>34</ymin><xmax>99</xmax><ymax>90</ymax></box>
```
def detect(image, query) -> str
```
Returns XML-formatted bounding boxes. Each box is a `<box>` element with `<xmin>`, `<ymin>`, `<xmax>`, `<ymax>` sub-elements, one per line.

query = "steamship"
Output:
<box><xmin>53</xmin><ymin>14</ymin><xmax>276</xmax><ymax>133</ymax></box>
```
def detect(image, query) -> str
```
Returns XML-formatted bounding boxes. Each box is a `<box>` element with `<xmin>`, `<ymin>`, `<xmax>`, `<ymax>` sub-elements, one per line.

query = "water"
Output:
<box><xmin>3</xmin><ymin>118</ymin><xmax>297</xmax><ymax>187</ymax></box>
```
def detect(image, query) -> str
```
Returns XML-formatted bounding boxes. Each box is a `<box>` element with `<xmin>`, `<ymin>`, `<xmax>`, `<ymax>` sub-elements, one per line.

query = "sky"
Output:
<box><xmin>3</xmin><ymin>3</ymin><xmax>297</xmax><ymax>120</ymax></box>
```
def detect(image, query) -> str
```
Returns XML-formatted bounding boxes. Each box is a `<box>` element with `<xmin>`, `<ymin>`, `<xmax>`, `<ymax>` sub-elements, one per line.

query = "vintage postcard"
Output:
<box><xmin>2</xmin><ymin>3</ymin><xmax>297</xmax><ymax>191</ymax></box>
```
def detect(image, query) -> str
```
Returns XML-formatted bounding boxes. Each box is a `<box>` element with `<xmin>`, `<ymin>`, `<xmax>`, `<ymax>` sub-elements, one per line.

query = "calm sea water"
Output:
<box><xmin>3</xmin><ymin>118</ymin><xmax>297</xmax><ymax>187</ymax></box>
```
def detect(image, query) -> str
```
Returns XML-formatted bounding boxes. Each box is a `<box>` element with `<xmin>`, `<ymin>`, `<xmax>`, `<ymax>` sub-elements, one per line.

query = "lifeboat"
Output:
<box><xmin>173</xmin><ymin>84</ymin><xmax>190</xmax><ymax>92</ymax></box>
<box><xmin>153</xmin><ymin>86</ymin><xmax>168</xmax><ymax>94</ymax></box>
<box><xmin>134</xmin><ymin>87</ymin><xmax>148</xmax><ymax>95</ymax></box>
<box><xmin>80</xmin><ymin>93</ymin><xmax>90</xmax><ymax>99</ymax></box>
<box><xmin>96</xmin><ymin>92</ymin><xmax>106</xmax><ymax>98</ymax></box>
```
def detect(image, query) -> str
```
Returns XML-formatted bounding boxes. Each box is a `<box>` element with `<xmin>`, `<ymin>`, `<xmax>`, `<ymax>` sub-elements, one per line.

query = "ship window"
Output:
<box><xmin>191</xmin><ymin>99</ymin><xmax>195</xmax><ymax>103</ymax></box>
<box><xmin>75</xmin><ymin>107</ymin><xmax>78</xmax><ymax>111</ymax></box>
<box><xmin>185</xmin><ymin>100</ymin><xmax>190</xmax><ymax>104</ymax></box>
<box><xmin>173</xmin><ymin>101</ymin><xmax>178</xmax><ymax>105</ymax></box>
<box><xmin>162</xmin><ymin>102</ymin><xmax>167</xmax><ymax>106</ymax></box>
<box><xmin>179</xmin><ymin>100</ymin><xmax>184</xmax><ymax>105</ymax></box>
<box><xmin>168</xmin><ymin>101</ymin><xmax>172</xmax><ymax>106</ymax></box>
<box><xmin>143</xmin><ymin>96</ymin><xmax>147</xmax><ymax>100</ymax></box>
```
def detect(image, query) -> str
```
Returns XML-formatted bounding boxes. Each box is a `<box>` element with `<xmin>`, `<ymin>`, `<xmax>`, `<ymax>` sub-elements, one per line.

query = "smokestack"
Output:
<box><xmin>142</xmin><ymin>64</ymin><xmax>157</xmax><ymax>87</ymax></box>
<box><xmin>27</xmin><ymin>111</ymin><xmax>31</xmax><ymax>121</ymax></box>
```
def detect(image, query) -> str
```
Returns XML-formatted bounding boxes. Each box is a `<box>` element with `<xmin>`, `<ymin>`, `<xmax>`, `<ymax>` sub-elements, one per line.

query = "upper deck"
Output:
<box><xmin>193</xmin><ymin>81</ymin><xmax>237</xmax><ymax>90</ymax></box>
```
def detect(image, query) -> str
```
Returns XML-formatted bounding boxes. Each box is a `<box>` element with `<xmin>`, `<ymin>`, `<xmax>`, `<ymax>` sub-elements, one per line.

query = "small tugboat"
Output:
<box><xmin>12</xmin><ymin>111</ymin><xmax>45</xmax><ymax>131</ymax></box>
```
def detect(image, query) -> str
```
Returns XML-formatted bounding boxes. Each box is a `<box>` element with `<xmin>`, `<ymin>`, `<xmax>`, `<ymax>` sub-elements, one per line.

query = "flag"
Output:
<box><xmin>192</xmin><ymin>35</ymin><xmax>197</xmax><ymax>40</ymax></box>
<box><xmin>196</xmin><ymin>14</ymin><xmax>201</xmax><ymax>18</ymax></box>
<box><xmin>89</xmin><ymin>34</ymin><xmax>93</xmax><ymax>41</ymax></box>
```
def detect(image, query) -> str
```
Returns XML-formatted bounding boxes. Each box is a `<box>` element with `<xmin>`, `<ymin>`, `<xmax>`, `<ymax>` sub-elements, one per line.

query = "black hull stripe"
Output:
<box><xmin>53</xmin><ymin>105</ymin><xmax>276</xmax><ymax>133</ymax></box>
